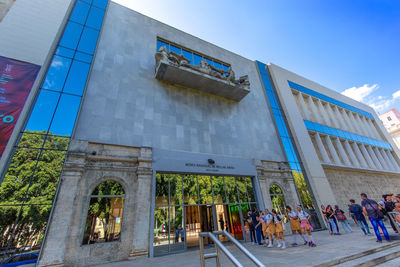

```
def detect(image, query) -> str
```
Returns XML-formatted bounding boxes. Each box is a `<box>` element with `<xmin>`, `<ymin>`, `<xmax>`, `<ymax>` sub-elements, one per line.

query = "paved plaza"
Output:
<box><xmin>96</xmin><ymin>223</ymin><xmax>400</xmax><ymax>267</ymax></box>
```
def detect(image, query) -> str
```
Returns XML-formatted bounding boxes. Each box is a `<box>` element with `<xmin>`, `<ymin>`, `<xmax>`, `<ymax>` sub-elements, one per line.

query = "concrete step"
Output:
<box><xmin>314</xmin><ymin>241</ymin><xmax>400</xmax><ymax>267</ymax></box>
<box><xmin>335</xmin><ymin>245</ymin><xmax>400</xmax><ymax>267</ymax></box>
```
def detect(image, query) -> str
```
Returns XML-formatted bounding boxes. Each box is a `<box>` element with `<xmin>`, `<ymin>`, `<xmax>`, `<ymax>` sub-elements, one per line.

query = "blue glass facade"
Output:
<box><xmin>288</xmin><ymin>81</ymin><xmax>374</xmax><ymax>119</ymax></box>
<box><xmin>256</xmin><ymin>61</ymin><xmax>319</xmax><ymax>220</ymax></box>
<box><xmin>304</xmin><ymin>120</ymin><xmax>391</xmax><ymax>150</ymax></box>
<box><xmin>0</xmin><ymin>0</ymin><xmax>108</xmax><ymax>260</ymax></box>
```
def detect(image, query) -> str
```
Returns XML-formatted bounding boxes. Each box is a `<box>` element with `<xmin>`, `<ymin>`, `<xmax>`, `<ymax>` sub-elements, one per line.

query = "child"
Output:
<box><xmin>286</xmin><ymin>205</ymin><xmax>307</xmax><ymax>246</ymax></box>
<box><xmin>264</xmin><ymin>209</ymin><xmax>275</xmax><ymax>247</ymax></box>
<box><xmin>334</xmin><ymin>205</ymin><xmax>353</xmax><ymax>233</ymax></box>
<box><xmin>272</xmin><ymin>209</ymin><xmax>286</xmax><ymax>249</ymax></box>
<box><xmin>297</xmin><ymin>205</ymin><xmax>316</xmax><ymax>247</ymax></box>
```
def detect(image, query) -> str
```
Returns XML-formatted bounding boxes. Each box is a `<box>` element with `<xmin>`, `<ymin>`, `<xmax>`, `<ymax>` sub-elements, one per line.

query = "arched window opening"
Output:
<box><xmin>82</xmin><ymin>180</ymin><xmax>125</xmax><ymax>245</ymax></box>
<box><xmin>269</xmin><ymin>184</ymin><xmax>286</xmax><ymax>216</ymax></box>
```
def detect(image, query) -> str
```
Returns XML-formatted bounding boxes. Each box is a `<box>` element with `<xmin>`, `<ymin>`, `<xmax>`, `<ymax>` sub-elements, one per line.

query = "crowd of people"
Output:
<box><xmin>245</xmin><ymin>205</ymin><xmax>316</xmax><ymax>249</ymax></box>
<box><xmin>245</xmin><ymin>193</ymin><xmax>400</xmax><ymax>249</ymax></box>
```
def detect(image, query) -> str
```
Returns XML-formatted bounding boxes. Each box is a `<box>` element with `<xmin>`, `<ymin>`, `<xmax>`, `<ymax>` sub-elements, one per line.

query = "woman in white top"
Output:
<box><xmin>297</xmin><ymin>205</ymin><xmax>316</xmax><ymax>247</ymax></box>
<box><xmin>286</xmin><ymin>205</ymin><xmax>307</xmax><ymax>246</ymax></box>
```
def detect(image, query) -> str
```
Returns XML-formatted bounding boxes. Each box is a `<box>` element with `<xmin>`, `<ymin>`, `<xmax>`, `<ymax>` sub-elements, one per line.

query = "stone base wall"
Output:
<box><xmin>324</xmin><ymin>166</ymin><xmax>400</xmax><ymax>209</ymax></box>
<box><xmin>255</xmin><ymin>160</ymin><xmax>300</xmax><ymax>210</ymax></box>
<box><xmin>38</xmin><ymin>140</ymin><xmax>152</xmax><ymax>267</ymax></box>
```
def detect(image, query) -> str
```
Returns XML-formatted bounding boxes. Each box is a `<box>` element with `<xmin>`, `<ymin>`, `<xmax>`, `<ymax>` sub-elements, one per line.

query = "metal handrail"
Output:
<box><xmin>199</xmin><ymin>230</ymin><xmax>265</xmax><ymax>267</ymax></box>
<box><xmin>387</xmin><ymin>212</ymin><xmax>400</xmax><ymax>233</ymax></box>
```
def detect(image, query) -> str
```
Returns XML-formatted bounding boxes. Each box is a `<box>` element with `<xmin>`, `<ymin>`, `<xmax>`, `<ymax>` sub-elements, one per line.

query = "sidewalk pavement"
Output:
<box><xmin>96</xmin><ymin>222</ymin><xmax>400</xmax><ymax>267</ymax></box>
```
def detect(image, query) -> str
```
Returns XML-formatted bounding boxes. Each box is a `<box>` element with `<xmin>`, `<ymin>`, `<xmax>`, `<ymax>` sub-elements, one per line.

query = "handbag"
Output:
<box><xmin>366</xmin><ymin>200</ymin><xmax>384</xmax><ymax>219</ymax></box>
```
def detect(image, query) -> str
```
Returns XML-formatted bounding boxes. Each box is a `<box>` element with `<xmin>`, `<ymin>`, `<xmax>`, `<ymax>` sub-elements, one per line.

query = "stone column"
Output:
<box><xmin>298</xmin><ymin>93</ymin><xmax>311</xmax><ymax>120</ymax></box>
<box><xmin>307</xmin><ymin>95</ymin><xmax>322</xmax><ymax>123</ymax></box>
<box><xmin>387</xmin><ymin>151</ymin><xmax>400</xmax><ymax>171</ymax></box>
<box><xmin>360</xmin><ymin>116</ymin><xmax>373</xmax><ymax>138</ymax></box>
<box><xmin>348</xmin><ymin>112</ymin><xmax>361</xmax><ymax>135</ymax></box>
<box><xmin>334</xmin><ymin>137</ymin><xmax>351</xmax><ymax>166</ymax></box>
<box><xmin>343</xmin><ymin>110</ymin><xmax>356</xmax><ymax>133</ymax></box>
<box><xmin>344</xmin><ymin>140</ymin><xmax>360</xmax><ymax>167</ymax></box>
<box><xmin>317</xmin><ymin>99</ymin><xmax>331</xmax><ymax>126</ymax></box>
<box><xmin>38</xmin><ymin>140</ymin><xmax>87</xmax><ymax>267</ymax></box>
<box><xmin>377</xmin><ymin>148</ymin><xmax>393</xmax><ymax>171</ymax></box>
<box><xmin>131</xmin><ymin>147</ymin><xmax>153</xmax><ymax>257</ymax></box>
<box><xmin>367</xmin><ymin>118</ymin><xmax>381</xmax><ymax>140</ymax></box>
<box><xmin>327</xmin><ymin>104</ymin><xmax>340</xmax><ymax>128</ymax></box>
<box><xmin>367</xmin><ymin>145</ymin><xmax>383</xmax><ymax>170</ymax></box>
<box><xmin>354</xmin><ymin>114</ymin><xmax>369</xmax><ymax>137</ymax></box>
<box><xmin>373</xmin><ymin>147</ymin><xmax>389</xmax><ymax>170</ymax></box>
<box><xmin>315</xmin><ymin>133</ymin><xmax>331</xmax><ymax>163</ymax></box>
<box><xmin>338</xmin><ymin>108</ymin><xmax>351</xmax><ymax>132</ymax></box>
<box><xmin>360</xmin><ymin>144</ymin><xmax>376</xmax><ymax>169</ymax></box>
<box><xmin>352</xmin><ymin>142</ymin><xmax>368</xmax><ymax>168</ymax></box>
<box><xmin>325</xmin><ymin>135</ymin><xmax>341</xmax><ymax>165</ymax></box>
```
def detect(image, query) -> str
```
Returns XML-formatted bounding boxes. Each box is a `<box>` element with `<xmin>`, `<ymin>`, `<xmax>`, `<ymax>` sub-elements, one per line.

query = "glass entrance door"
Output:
<box><xmin>185</xmin><ymin>205</ymin><xmax>214</xmax><ymax>248</ymax></box>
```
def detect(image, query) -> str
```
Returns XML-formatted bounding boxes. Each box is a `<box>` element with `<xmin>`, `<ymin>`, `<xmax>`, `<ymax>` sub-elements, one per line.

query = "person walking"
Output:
<box><xmin>383</xmin><ymin>194</ymin><xmax>398</xmax><ymax>233</ymax></box>
<box><xmin>286</xmin><ymin>205</ymin><xmax>307</xmax><ymax>246</ymax></box>
<box><xmin>361</xmin><ymin>193</ymin><xmax>390</xmax><ymax>243</ymax></box>
<box><xmin>326</xmin><ymin>205</ymin><xmax>340</xmax><ymax>235</ymax></box>
<box><xmin>246</xmin><ymin>210</ymin><xmax>256</xmax><ymax>245</ymax></box>
<box><xmin>321</xmin><ymin>205</ymin><xmax>333</xmax><ymax>235</ymax></box>
<box><xmin>255</xmin><ymin>210</ymin><xmax>263</xmax><ymax>245</ymax></box>
<box><xmin>349</xmin><ymin>199</ymin><xmax>371</xmax><ymax>235</ymax></box>
<box><xmin>272</xmin><ymin>209</ymin><xmax>286</xmax><ymax>249</ymax></box>
<box><xmin>334</xmin><ymin>205</ymin><xmax>353</xmax><ymax>233</ymax></box>
<box><xmin>264</xmin><ymin>209</ymin><xmax>275</xmax><ymax>247</ymax></box>
<box><xmin>297</xmin><ymin>206</ymin><xmax>316</xmax><ymax>247</ymax></box>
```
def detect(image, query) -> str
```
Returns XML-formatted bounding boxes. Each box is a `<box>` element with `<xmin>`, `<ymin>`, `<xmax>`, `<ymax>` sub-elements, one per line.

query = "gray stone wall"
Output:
<box><xmin>38</xmin><ymin>141</ymin><xmax>152</xmax><ymax>266</ymax></box>
<box><xmin>324</xmin><ymin>167</ymin><xmax>400</xmax><ymax>209</ymax></box>
<box><xmin>73</xmin><ymin>2</ymin><xmax>285</xmax><ymax>162</ymax></box>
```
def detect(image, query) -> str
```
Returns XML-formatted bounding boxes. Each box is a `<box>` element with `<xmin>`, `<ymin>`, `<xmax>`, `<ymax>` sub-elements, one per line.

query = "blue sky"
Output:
<box><xmin>113</xmin><ymin>0</ymin><xmax>400</xmax><ymax>114</ymax></box>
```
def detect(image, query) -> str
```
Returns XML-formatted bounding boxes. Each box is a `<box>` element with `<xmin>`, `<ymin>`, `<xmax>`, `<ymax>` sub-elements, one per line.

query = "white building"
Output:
<box><xmin>379</xmin><ymin>109</ymin><xmax>400</xmax><ymax>150</ymax></box>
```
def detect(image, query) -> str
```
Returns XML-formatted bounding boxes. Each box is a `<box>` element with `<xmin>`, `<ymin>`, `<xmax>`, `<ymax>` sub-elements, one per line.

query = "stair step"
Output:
<box><xmin>314</xmin><ymin>241</ymin><xmax>400</xmax><ymax>267</ymax></box>
<box><xmin>335</xmin><ymin>245</ymin><xmax>400</xmax><ymax>267</ymax></box>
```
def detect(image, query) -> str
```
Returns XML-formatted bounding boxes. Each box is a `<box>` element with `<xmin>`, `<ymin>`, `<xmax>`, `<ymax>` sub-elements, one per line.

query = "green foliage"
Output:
<box><xmin>0</xmin><ymin>131</ymin><xmax>68</xmax><ymax>249</ymax></box>
<box><xmin>292</xmin><ymin>170</ymin><xmax>314</xmax><ymax>209</ymax></box>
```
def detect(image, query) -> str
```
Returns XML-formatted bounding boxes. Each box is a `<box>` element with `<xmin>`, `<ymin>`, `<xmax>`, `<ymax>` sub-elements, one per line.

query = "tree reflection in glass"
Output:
<box><xmin>211</xmin><ymin>176</ymin><xmax>226</xmax><ymax>204</ymax></box>
<box><xmin>198</xmin><ymin>176</ymin><xmax>212</xmax><ymax>204</ymax></box>
<box><xmin>225</xmin><ymin>176</ymin><xmax>238</xmax><ymax>203</ymax></box>
<box><xmin>82</xmin><ymin>180</ymin><xmax>124</xmax><ymax>245</ymax></box>
<box><xmin>183</xmin><ymin>175</ymin><xmax>198</xmax><ymax>205</ymax></box>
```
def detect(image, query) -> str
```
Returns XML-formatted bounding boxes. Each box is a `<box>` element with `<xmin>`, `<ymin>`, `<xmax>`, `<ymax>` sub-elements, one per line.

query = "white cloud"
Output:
<box><xmin>341</xmin><ymin>84</ymin><xmax>378</xmax><ymax>102</ymax></box>
<box><xmin>341</xmin><ymin>84</ymin><xmax>400</xmax><ymax>113</ymax></box>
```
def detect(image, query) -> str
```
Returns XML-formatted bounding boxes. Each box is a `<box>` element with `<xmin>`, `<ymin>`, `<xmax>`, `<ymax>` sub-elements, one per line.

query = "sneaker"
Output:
<box><xmin>303</xmin><ymin>241</ymin><xmax>308</xmax><ymax>245</ymax></box>
<box><xmin>251</xmin><ymin>242</ymin><xmax>255</xmax><ymax>245</ymax></box>
<box><xmin>310</xmin><ymin>242</ymin><xmax>316</xmax><ymax>247</ymax></box>
<box><xmin>267</xmin><ymin>243</ymin><xmax>273</xmax><ymax>248</ymax></box>
<box><xmin>277</xmin><ymin>243</ymin><xmax>282</xmax><ymax>248</ymax></box>
<box><xmin>308</xmin><ymin>241</ymin><xmax>312</xmax><ymax>247</ymax></box>
<box><xmin>282</xmin><ymin>244</ymin><xmax>286</xmax><ymax>249</ymax></box>
<box><xmin>291</xmin><ymin>243</ymin><xmax>297</xmax><ymax>246</ymax></box>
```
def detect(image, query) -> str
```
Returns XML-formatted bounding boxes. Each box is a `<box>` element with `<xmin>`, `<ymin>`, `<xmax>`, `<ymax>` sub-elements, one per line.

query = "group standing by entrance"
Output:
<box><xmin>246</xmin><ymin>205</ymin><xmax>317</xmax><ymax>249</ymax></box>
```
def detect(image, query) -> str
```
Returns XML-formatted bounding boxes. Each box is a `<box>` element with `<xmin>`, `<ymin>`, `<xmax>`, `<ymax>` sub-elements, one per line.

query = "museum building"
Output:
<box><xmin>1</xmin><ymin>0</ymin><xmax>400</xmax><ymax>266</ymax></box>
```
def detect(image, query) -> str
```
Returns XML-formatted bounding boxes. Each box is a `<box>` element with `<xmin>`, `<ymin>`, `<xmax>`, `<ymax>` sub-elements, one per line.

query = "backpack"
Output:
<box><xmin>336</xmin><ymin>210</ymin><xmax>345</xmax><ymax>220</ymax></box>
<box><xmin>350</xmin><ymin>204</ymin><xmax>362</xmax><ymax>215</ymax></box>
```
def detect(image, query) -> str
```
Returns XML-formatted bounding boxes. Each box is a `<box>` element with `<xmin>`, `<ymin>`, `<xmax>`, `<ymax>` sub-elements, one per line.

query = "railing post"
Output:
<box><xmin>215</xmin><ymin>245</ymin><xmax>221</xmax><ymax>267</ymax></box>
<box><xmin>200</xmin><ymin>233</ymin><xmax>205</xmax><ymax>267</ymax></box>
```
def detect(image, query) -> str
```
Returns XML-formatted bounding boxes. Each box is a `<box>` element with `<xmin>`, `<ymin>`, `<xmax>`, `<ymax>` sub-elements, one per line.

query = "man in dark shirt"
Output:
<box><xmin>361</xmin><ymin>193</ymin><xmax>390</xmax><ymax>242</ymax></box>
<box><xmin>349</xmin><ymin>199</ymin><xmax>371</xmax><ymax>235</ymax></box>
<box><xmin>246</xmin><ymin>210</ymin><xmax>256</xmax><ymax>245</ymax></box>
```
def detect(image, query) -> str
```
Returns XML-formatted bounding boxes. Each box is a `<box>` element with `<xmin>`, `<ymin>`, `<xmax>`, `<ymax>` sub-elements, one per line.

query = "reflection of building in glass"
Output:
<box><xmin>379</xmin><ymin>109</ymin><xmax>400</xmax><ymax>150</ymax></box>
<box><xmin>0</xmin><ymin>1</ymin><xmax>400</xmax><ymax>266</ymax></box>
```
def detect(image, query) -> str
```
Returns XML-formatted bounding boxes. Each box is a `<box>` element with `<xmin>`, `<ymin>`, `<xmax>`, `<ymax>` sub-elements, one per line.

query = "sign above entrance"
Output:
<box><xmin>153</xmin><ymin>148</ymin><xmax>257</xmax><ymax>176</ymax></box>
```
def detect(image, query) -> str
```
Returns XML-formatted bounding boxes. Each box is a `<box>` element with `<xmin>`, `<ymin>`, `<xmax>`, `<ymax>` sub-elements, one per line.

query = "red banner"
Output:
<box><xmin>0</xmin><ymin>56</ymin><xmax>40</xmax><ymax>157</ymax></box>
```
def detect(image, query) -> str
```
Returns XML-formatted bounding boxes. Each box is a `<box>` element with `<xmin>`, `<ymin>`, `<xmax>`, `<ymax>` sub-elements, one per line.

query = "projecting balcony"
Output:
<box><xmin>154</xmin><ymin>47</ymin><xmax>250</xmax><ymax>101</ymax></box>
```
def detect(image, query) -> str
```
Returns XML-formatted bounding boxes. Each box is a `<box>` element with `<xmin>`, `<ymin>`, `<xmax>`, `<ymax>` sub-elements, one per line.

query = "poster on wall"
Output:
<box><xmin>0</xmin><ymin>55</ymin><xmax>40</xmax><ymax>157</ymax></box>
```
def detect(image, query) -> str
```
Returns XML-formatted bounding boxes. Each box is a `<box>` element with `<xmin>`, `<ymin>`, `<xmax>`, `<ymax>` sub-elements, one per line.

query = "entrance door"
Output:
<box><xmin>214</xmin><ymin>204</ymin><xmax>245</xmax><ymax>241</ymax></box>
<box><xmin>185</xmin><ymin>205</ymin><xmax>214</xmax><ymax>248</ymax></box>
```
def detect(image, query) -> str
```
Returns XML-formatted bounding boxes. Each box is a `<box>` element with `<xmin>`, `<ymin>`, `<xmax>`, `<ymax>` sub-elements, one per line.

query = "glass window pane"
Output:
<box><xmin>82</xmin><ymin>196</ymin><xmax>124</xmax><ymax>244</ymax></box>
<box><xmin>44</xmin><ymin>135</ymin><xmax>70</xmax><ymax>151</ymax></box>
<box><xmin>70</xmin><ymin>0</ymin><xmax>90</xmax><ymax>25</ymax></box>
<box><xmin>0</xmin><ymin>148</ymin><xmax>41</xmax><ymax>205</ymax></box>
<box><xmin>59</xmin><ymin>22</ymin><xmax>83</xmax><ymax>50</ymax></box>
<box><xmin>157</xmin><ymin>40</ymin><xmax>169</xmax><ymax>51</ymax></box>
<box><xmin>211</xmin><ymin>176</ymin><xmax>226</xmax><ymax>204</ymax></box>
<box><xmin>198</xmin><ymin>176</ymin><xmax>212</xmax><ymax>204</ymax></box>
<box><xmin>155</xmin><ymin>174</ymin><xmax>168</xmax><ymax>206</ymax></box>
<box><xmin>55</xmin><ymin>46</ymin><xmax>75</xmax><ymax>58</ymax></box>
<box><xmin>225</xmin><ymin>176</ymin><xmax>238</xmax><ymax>203</ymax></box>
<box><xmin>81</xmin><ymin>0</ymin><xmax>92</xmax><ymax>4</ymax></box>
<box><xmin>170</xmin><ymin>44</ymin><xmax>181</xmax><ymax>55</ymax></box>
<box><xmin>183</xmin><ymin>175</ymin><xmax>198</xmax><ymax>205</ymax></box>
<box><xmin>49</xmin><ymin>94</ymin><xmax>81</xmax><ymax>136</ymax></box>
<box><xmin>77</xmin><ymin>27</ymin><xmax>99</xmax><ymax>55</ymax></box>
<box><xmin>245</xmin><ymin>177</ymin><xmax>255</xmax><ymax>202</ymax></box>
<box><xmin>25</xmin><ymin>90</ymin><xmax>60</xmax><ymax>132</ymax></box>
<box><xmin>205</xmin><ymin>58</ymin><xmax>214</xmax><ymax>67</ymax></box>
<box><xmin>74</xmin><ymin>51</ymin><xmax>93</xmax><ymax>63</ymax></box>
<box><xmin>63</xmin><ymin>60</ymin><xmax>90</xmax><ymax>95</ymax></box>
<box><xmin>17</xmin><ymin>132</ymin><xmax>46</xmax><ymax>149</ymax></box>
<box><xmin>193</xmin><ymin>53</ymin><xmax>202</xmax><ymax>66</ymax></box>
<box><xmin>169</xmin><ymin>174</ymin><xmax>182</xmax><ymax>205</ymax></box>
<box><xmin>42</xmin><ymin>56</ymin><xmax>72</xmax><ymax>92</ymax></box>
<box><xmin>213</xmin><ymin>61</ymin><xmax>223</xmax><ymax>70</ymax></box>
<box><xmin>85</xmin><ymin>6</ymin><xmax>105</xmax><ymax>30</ymax></box>
<box><xmin>182</xmin><ymin>49</ymin><xmax>192</xmax><ymax>64</ymax></box>
<box><xmin>153</xmin><ymin>206</ymin><xmax>169</xmax><ymax>247</ymax></box>
<box><xmin>93</xmin><ymin>0</ymin><xmax>108</xmax><ymax>9</ymax></box>
<box><xmin>169</xmin><ymin>206</ymin><xmax>184</xmax><ymax>247</ymax></box>
<box><xmin>269</xmin><ymin>184</ymin><xmax>283</xmax><ymax>194</ymax></box>
<box><xmin>236</xmin><ymin>177</ymin><xmax>248</xmax><ymax>203</ymax></box>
